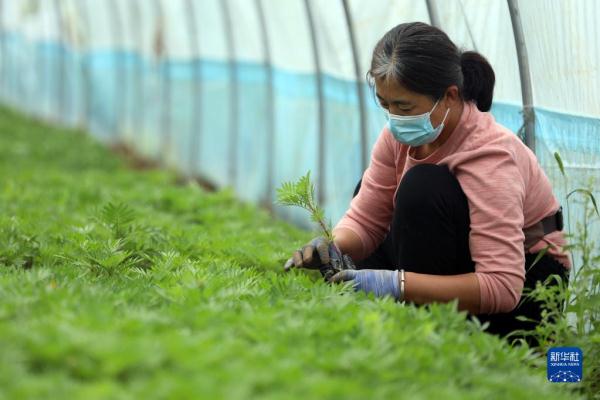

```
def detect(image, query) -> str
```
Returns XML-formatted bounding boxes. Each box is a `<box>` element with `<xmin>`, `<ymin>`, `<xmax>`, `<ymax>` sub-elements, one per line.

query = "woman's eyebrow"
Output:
<box><xmin>375</xmin><ymin>93</ymin><xmax>412</xmax><ymax>105</ymax></box>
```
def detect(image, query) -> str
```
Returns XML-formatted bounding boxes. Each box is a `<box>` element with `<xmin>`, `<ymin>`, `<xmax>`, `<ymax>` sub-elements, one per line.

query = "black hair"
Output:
<box><xmin>367</xmin><ymin>22</ymin><xmax>495</xmax><ymax>112</ymax></box>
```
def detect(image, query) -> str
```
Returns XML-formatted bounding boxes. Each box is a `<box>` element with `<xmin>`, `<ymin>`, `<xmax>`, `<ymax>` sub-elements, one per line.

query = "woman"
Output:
<box><xmin>283</xmin><ymin>22</ymin><xmax>570</xmax><ymax>345</ymax></box>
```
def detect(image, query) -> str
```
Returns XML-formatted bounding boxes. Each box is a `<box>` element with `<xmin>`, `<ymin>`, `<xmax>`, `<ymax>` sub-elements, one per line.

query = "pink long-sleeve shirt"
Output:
<box><xmin>334</xmin><ymin>101</ymin><xmax>571</xmax><ymax>314</ymax></box>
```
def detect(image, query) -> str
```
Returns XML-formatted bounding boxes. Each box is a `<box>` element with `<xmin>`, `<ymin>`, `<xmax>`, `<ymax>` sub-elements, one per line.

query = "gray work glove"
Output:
<box><xmin>283</xmin><ymin>236</ymin><xmax>355</xmax><ymax>281</ymax></box>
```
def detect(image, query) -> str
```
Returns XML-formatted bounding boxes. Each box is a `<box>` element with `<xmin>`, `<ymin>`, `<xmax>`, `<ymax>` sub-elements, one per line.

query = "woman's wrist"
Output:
<box><xmin>397</xmin><ymin>269</ymin><xmax>405</xmax><ymax>303</ymax></box>
<box><xmin>332</xmin><ymin>227</ymin><xmax>365</xmax><ymax>261</ymax></box>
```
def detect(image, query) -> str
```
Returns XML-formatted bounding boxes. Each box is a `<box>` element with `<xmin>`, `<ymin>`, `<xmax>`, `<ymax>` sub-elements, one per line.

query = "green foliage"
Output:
<box><xmin>100</xmin><ymin>202</ymin><xmax>137</xmax><ymax>238</ymax></box>
<box><xmin>567</xmin><ymin>189</ymin><xmax>599</xmax><ymax>217</ymax></box>
<box><xmin>0</xmin><ymin>217</ymin><xmax>40</xmax><ymax>269</ymax></box>
<box><xmin>508</xmin><ymin>151</ymin><xmax>599</xmax><ymax>399</ymax></box>
<box><xmin>275</xmin><ymin>170</ymin><xmax>334</xmax><ymax>242</ymax></box>
<box><xmin>0</xmin><ymin>106</ymin><xmax>583</xmax><ymax>399</ymax></box>
<box><xmin>554</xmin><ymin>151</ymin><xmax>566</xmax><ymax>177</ymax></box>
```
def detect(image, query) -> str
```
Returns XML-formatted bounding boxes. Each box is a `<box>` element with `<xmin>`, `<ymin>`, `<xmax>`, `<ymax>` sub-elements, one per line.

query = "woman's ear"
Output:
<box><xmin>445</xmin><ymin>85</ymin><xmax>460</xmax><ymax>104</ymax></box>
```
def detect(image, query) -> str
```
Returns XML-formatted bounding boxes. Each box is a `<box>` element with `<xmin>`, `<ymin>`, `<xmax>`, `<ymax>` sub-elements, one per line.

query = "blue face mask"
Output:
<box><xmin>386</xmin><ymin>99</ymin><xmax>450</xmax><ymax>147</ymax></box>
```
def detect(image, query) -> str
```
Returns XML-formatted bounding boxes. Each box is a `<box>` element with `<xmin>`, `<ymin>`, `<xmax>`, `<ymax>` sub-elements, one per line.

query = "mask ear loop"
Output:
<box><xmin>441</xmin><ymin>106</ymin><xmax>451</xmax><ymax>123</ymax></box>
<box><xmin>434</xmin><ymin>106</ymin><xmax>451</xmax><ymax>130</ymax></box>
<box><xmin>429</xmin><ymin>99</ymin><xmax>441</xmax><ymax>114</ymax></box>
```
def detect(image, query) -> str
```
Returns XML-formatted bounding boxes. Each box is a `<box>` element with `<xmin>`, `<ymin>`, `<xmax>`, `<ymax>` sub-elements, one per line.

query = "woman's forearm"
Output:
<box><xmin>332</xmin><ymin>227</ymin><xmax>481</xmax><ymax>313</ymax></box>
<box><xmin>332</xmin><ymin>227</ymin><xmax>365</xmax><ymax>262</ymax></box>
<box><xmin>403</xmin><ymin>271</ymin><xmax>481</xmax><ymax>314</ymax></box>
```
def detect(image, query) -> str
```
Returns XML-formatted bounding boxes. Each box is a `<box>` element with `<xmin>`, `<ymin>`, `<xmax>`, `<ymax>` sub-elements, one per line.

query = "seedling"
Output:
<box><xmin>275</xmin><ymin>171</ymin><xmax>354</xmax><ymax>280</ymax></box>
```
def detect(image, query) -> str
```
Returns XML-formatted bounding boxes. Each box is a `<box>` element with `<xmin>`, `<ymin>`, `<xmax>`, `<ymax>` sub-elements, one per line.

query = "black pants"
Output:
<box><xmin>352</xmin><ymin>164</ymin><xmax>569</xmax><ymax>346</ymax></box>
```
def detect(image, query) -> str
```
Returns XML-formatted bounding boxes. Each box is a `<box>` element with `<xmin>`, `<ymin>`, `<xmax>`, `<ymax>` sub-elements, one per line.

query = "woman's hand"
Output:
<box><xmin>283</xmin><ymin>236</ymin><xmax>343</xmax><ymax>271</ymax></box>
<box><xmin>330</xmin><ymin>268</ymin><xmax>401</xmax><ymax>301</ymax></box>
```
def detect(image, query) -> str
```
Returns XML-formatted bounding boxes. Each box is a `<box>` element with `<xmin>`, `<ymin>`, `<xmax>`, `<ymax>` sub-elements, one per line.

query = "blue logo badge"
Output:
<box><xmin>547</xmin><ymin>347</ymin><xmax>583</xmax><ymax>382</ymax></box>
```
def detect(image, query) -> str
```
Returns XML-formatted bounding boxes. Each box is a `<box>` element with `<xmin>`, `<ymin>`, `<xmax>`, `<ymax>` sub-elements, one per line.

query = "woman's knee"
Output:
<box><xmin>354</xmin><ymin>164</ymin><xmax>465</xmax><ymax>206</ymax></box>
<box><xmin>396</xmin><ymin>164</ymin><xmax>463</xmax><ymax>204</ymax></box>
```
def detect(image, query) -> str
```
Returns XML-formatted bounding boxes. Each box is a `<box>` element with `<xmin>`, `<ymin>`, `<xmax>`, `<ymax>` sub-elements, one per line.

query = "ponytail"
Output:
<box><xmin>460</xmin><ymin>51</ymin><xmax>495</xmax><ymax>112</ymax></box>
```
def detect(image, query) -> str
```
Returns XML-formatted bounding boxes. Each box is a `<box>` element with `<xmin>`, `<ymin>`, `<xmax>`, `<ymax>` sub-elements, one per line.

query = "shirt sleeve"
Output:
<box><xmin>453</xmin><ymin>148</ymin><xmax>527</xmax><ymax>314</ymax></box>
<box><xmin>333</xmin><ymin>127</ymin><xmax>398</xmax><ymax>261</ymax></box>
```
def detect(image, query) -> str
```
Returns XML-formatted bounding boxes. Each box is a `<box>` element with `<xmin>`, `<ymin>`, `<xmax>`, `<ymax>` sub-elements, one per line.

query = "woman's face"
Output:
<box><xmin>374</xmin><ymin>76</ymin><xmax>458</xmax><ymax>129</ymax></box>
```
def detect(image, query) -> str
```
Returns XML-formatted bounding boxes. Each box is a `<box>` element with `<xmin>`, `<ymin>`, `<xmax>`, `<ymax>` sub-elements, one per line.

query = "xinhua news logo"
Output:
<box><xmin>547</xmin><ymin>347</ymin><xmax>583</xmax><ymax>383</ymax></box>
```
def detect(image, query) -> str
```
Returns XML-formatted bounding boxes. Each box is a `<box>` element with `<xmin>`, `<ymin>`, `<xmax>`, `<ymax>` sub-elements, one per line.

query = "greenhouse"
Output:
<box><xmin>0</xmin><ymin>0</ymin><xmax>598</xmax><ymax>398</ymax></box>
